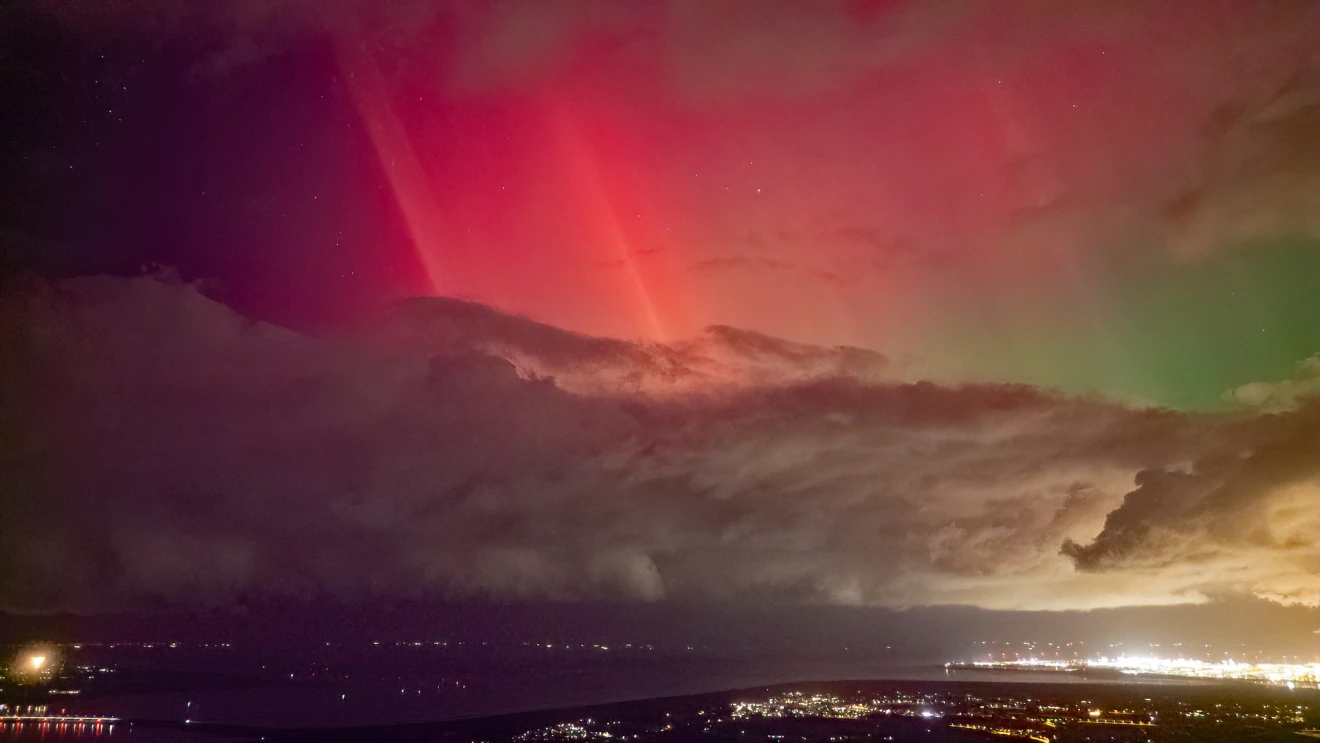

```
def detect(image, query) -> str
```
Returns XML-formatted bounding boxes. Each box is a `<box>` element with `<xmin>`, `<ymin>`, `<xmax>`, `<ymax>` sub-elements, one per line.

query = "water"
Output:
<box><xmin>73</xmin><ymin>659</ymin><xmax>1222</xmax><ymax>729</ymax></box>
<box><xmin>0</xmin><ymin>721</ymin><xmax>208</xmax><ymax>743</ymax></box>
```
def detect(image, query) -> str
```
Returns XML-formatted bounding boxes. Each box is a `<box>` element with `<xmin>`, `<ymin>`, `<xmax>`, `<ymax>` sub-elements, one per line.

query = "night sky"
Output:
<box><xmin>4</xmin><ymin>1</ymin><xmax>1320</xmax><ymax>646</ymax></box>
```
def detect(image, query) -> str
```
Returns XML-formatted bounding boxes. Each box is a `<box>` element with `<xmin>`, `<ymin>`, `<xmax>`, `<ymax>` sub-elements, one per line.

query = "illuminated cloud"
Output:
<box><xmin>1231</xmin><ymin>355</ymin><xmax>1320</xmax><ymax>412</ymax></box>
<box><xmin>373</xmin><ymin>295</ymin><xmax>892</xmax><ymax>395</ymax></box>
<box><xmin>7</xmin><ymin>0</ymin><xmax>1320</xmax><ymax>615</ymax></box>
<box><xmin>8</xmin><ymin>274</ymin><xmax>1320</xmax><ymax>613</ymax></box>
<box><xmin>1063</xmin><ymin>407</ymin><xmax>1320</xmax><ymax>606</ymax></box>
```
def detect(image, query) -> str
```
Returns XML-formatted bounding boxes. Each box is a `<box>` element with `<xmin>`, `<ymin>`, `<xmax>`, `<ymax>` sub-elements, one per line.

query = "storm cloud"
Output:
<box><xmin>4</xmin><ymin>273</ymin><xmax>1317</xmax><ymax>614</ymax></box>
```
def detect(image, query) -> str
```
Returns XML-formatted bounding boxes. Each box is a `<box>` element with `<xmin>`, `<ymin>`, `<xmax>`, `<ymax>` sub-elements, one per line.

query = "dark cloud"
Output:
<box><xmin>4</xmin><ymin>273</ymin><xmax>1297</xmax><ymax>614</ymax></box>
<box><xmin>1063</xmin><ymin>406</ymin><xmax>1320</xmax><ymax>606</ymax></box>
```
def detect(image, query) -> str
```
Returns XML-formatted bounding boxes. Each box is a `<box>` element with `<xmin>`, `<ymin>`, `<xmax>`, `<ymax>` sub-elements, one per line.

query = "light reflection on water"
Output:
<box><xmin>0</xmin><ymin>721</ymin><xmax>212</xmax><ymax>743</ymax></box>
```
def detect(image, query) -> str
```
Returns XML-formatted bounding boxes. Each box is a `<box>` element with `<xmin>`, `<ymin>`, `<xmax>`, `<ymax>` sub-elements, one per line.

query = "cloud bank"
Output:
<box><xmin>1231</xmin><ymin>354</ymin><xmax>1320</xmax><ymax>412</ymax></box>
<box><xmin>5</xmin><ymin>274</ymin><xmax>1320</xmax><ymax>613</ymax></box>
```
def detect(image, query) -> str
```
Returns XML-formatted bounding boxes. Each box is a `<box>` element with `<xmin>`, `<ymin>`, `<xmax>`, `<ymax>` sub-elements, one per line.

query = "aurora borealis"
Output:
<box><xmin>6</xmin><ymin>1</ymin><xmax>1320</xmax><ymax>411</ymax></box>
<box><xmin>6</xmin><ymin>0</ymin><xmax>1320</xmax><ymax>644</ymax></box>
<box><xmin>328</xmin><ymin>0</ymin><xmax>1320</xmax><ymax>411</ymax></box>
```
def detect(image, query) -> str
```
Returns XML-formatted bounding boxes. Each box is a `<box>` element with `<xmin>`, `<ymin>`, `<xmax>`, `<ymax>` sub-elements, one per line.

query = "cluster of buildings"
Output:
<box><xmin>731</xmin><ymin>692</ymin><xmax>896</xmax><ymax>721</ymax></box>
<box><xmin>728</xmin><ymin>690</ymin><xmax>1152</xmax><ymax>740</ymax></box>
<box><xmin>514</xmin><ymin>720</ymin><xmax>621</xmax><ymax>742</ymax></box>
<box><xmin>955</xmin><ymin>655</ymin><xmax>1320</xmax><ymax>687</ymax></box>
<box><xmin>591</xmin><ymin>686</ymin><xmax>1317</xmax><ymax>743</ymax></box>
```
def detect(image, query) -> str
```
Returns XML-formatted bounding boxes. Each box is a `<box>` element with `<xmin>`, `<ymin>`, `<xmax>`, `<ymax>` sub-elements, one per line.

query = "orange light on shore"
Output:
<box><xmin>9</xmin><ymin>646</ymin><xmax>58</xmax><ymax>680</ymax></box>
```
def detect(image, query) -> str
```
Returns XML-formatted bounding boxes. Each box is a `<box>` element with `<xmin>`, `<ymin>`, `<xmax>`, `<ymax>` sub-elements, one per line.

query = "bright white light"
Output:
<box><xmin>28</xmin><ymin>655</ymin><xmax>46</xmax><ymax>671</ymax></box>
<box><xmin>965</xmin><ymin>654</ymin><xmax>1320</xmax><ymax>688</ymax></box>
<box><xmin>920</xmin><ymin>710</ymin><xmax>933</xmax><ymax>718</ymax></box>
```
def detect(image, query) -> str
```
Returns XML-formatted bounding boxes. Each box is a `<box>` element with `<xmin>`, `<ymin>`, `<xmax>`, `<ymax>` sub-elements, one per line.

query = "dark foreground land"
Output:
<box><xmin>257</xmin><ymin>679</ymin><xmax>1320</xmax><ymax>743</ymax></box>
<box><xmin>7</xmin><ymin>661</ymin><xmax>1319</xmax><ymax>743</ymax></box>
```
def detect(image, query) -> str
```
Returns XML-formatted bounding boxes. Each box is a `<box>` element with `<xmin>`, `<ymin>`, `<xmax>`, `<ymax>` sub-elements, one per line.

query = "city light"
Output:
<box><xmin>8</xmin><ymin>647</ymin><xmax>58</xmax><ymax>681</ymax></box>
<box><xmin>950</xmin><ymin>655</ymin><xmax>1320</xmax><ymax>687</ymax></box>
